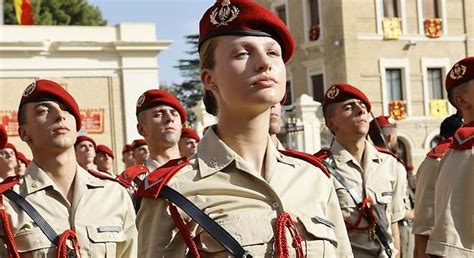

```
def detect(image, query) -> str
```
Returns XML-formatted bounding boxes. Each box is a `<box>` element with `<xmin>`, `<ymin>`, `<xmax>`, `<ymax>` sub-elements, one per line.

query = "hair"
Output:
<box><xmin>17</xmin><ymin>105</ymin><xmax>27</xmax><ymax>127</ymax></box>
<box><xmin>447</xmin><ymin>81</ymin><xmax>470</xmax><ymax>110</ymax></box>
<box><xmin>322</xmin><ymin>104</ymin><xmax>337</xmax><ymax>120</ymax></box>
<box><xmin>199</xmin><ymin>38</ymin><xmax>220</xmax><ymax>116</ymax></box>
<box><xmin>368</xmin><ymin>126</ymin><xmax>395</xmax><ymax>148</ymax></box>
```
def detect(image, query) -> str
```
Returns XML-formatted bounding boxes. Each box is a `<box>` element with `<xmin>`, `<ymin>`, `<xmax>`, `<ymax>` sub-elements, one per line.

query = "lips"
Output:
<box><xmin>52</xmin><ymin>126</ymin><xmax>70</xmax><ymax>133</ymax></box>
<box><xmin>253</xmin><ymin>76</ymin><xmax>277</xmax><ymax>87</ymax></box>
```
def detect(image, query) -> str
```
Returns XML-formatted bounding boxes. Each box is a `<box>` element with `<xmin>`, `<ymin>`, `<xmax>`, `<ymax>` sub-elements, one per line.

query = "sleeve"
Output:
<box><xmin>116</xmin><ymin>187</ymin><xmax>138</xmax><ymax>258</ymax></box>
<box><xmin>390</xmin><ymin>160</ymin><xmax>408</xmax><ymax>223</ymax></box>
<box><xmin>136</xmin><ymin>197</ymin><xmax>187</xmax><ymax>257</ymax></box>
<box><xmin>328</xmin><ymin>178</ymin><xmax>354</xmax><ymax>258</ymax></box>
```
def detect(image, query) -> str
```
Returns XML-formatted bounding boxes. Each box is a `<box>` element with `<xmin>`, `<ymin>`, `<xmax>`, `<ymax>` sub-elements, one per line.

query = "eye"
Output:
<box><xmin>268</xmin><ymin>49</ymin><xmax>281</xmax><ymax>57</ymax></box>
<box><xmin>36</xmin><ymin>107</ymin><xmax>49</xmax><ymax>115</ymax></box>
<box><xmin>235</xmin><ymin>51</ymin><xmax>249</xmax><ymax>59</ymax></box>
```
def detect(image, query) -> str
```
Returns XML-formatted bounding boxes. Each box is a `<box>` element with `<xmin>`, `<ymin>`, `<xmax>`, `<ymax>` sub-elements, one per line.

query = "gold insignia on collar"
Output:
<box><xmin>449</xmin><ymin>63</ymin><xmax>467</xmax><ymax>80</ymax></box>
<box><xmin>136</xmin><ymin>94</ymin><xmax>145</xmax><ymax>107</ymax></box>
<box><xmin>210</xmin><ymin>0</ymin><xmax>240</xmax><ymax>27</ymax></box>
<box><xmin>23</xmin><ymin>81</ymin><xmax>36</xmax><ymax>97</ymax></box>
<box><xmin>326</xmin><ymin>85</ymin><xmax>339</xmax><ymax>99</ymax></box>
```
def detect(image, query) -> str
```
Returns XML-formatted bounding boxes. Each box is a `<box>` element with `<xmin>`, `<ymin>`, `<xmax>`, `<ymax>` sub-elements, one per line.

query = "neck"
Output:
<box><xmin>0</xmin><ymin>168</ymin><xmax>16</xmax><ymax>179</ymax></box>
<box><xmin>336</xmin><ymin>135</ymin><xmax>366</xmax><ymax>165</ymax></box>
<box><xmin>462</xmin><ymin>111</ymin><xmax>474</xmax><ymax>125</ymax></box>
<box><xmin>149</xmin><ymin>144</ymin><xmax>181</xmax><ymax>165</ymax></box>
<box><xmin>217</xmin><ymin>108</ymin><xmax>270</xmax><ymax>175</ymax></box>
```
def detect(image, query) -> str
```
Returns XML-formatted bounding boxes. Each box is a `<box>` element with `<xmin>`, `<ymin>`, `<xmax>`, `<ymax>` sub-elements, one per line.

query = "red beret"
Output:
<box><xmin>370</xmin><ymin>116</ymin><xmax>397</xmax><ymax>131</ymax></box>
<box><xmin>136</xmin><ymin>89</ymin><xmax>187</xmax><ymax>124</ymax></box>
<box><xmin>181</xmin><ymin>128</ymin><xmax>200</xmax><ymax>142</ymax></box>
<box><xmin>122</xmin><ymin>144</ymin><xmax>133</xmax><ymax>154</ymax></box>
<box><xmin>131</xmin><ymin>139</ymin><xmax>147</xmax><ymax>150</ymax></box>
<box><xmin>199</xmin><ymin>0</ymin><xmax>295</xmax><ymax>63</ymax></box>
<box><xmin>0</xmin><ymin>124</ymin><xmax>7</xmax><ymax>149</ymax></box>
<box><xmin>445</xmin><ymin>56</ymin><xmax>474</xmax><ymax>93</ymax></box>
<box><xmin>19</xmin><ymin>79</ymin><xmax>82</xmax><ymax>131</ymax></box>
<box><xmin>75</xmin><ymin>135</ymin><xmax>96</xmax><ymax>149</ymax></box>
<box><xmin>16</xmin><ymin>152</ymin><xmax>31</xmax><ymax>166</ymax></box>
<box><xmin>3</xmin><ymin>143</ymin><xmax>18</xmax><ymax>157</ymax></box>
<box><xmin>96</xmin><ymin>144</ymin><xmax>114</xmax><ymax>159</ymax></box>
<box><xmin>322</xmin><ymin>83</ymin><xmax>371</xmax><ymax>112</ymax></box>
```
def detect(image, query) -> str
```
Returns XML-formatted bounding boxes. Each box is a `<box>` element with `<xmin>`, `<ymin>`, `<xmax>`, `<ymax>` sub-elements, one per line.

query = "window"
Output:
<box><xmin>275</xmin><ymin>5</ymin><xmax>287</xmax><ymax>24</ymax></box>
<box><xmin>423</xmin><ymin>0</ymin><xmax>440</xmax><ymax>18</ymax></box>
<box><xmin>283</xmin><ymin>80</ymin><xmax>293</xmax><ymax>106</ymax></box>
<box><xmin>308</xmin><ymin>0</ymin><xmax>320</xmax><ymax>41</ymax></box>
<box><xmin>427</xmin><ymin>68</ymin><xmax>443</xmax><ymax>99</ymax></box>
<box><xmin>311</xmin><ymin>74</ymin><xmax>325</xmax><ymax>103</ymax></box>
<box><xmin>386</xmin><ymin>69</ymin><xmax>403</xmax><ymax>100</ymax></box>
<box><xmin>383</xmin><ymin>0</ymin><xmax>399</xmax><ymax>18</ymax></box>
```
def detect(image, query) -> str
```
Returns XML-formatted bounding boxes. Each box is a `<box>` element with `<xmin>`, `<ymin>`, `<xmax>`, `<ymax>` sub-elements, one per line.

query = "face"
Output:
<box><xmin>133</xmin><ymin>145</ymin><xmax>149</xmax><ymax>165</ymax></box>
<box><xmin>75</xmin><ymin>140</ymin><xmax>96</xmax><ymax>166</ymax></box>
<box><xmin>178</xmin><ymin>137</ymin><xmax>198</xmax><ymax>158</ymax></box>
<box><xmin>326</xmin><ymin>98</ymin><xmax>369</xmax><ymax>139</ymax></box>
<box><xmin>19</xmin><ymin>101</ymin><xmax>78</xmax><ymax>152</ymax></box>
<box><xmin>94</xmin><ymin>152</ymin><xmax>113</xmax><ymax>173</ymax></box>
<box><xmin>269</xmin><ymin>103</ymin><xmax>283</xmax><ymax>135</ymax></box>
<box><xmin>0</xmin><ymin>148</ymin><xmax>18</xmax><ymax>171</ymax></box>
<box><xmin>202</xmin><ymin>36</ymin><xmax>286</xmax><ymax>115</ymax></box>
<box><xmin>15</xmin><ymin>161</ymin><xmax>27</xmax><ymax>177</ymax></box>
<box><xmin>122</xmin><ymin>150</ymin><xmax>135</xmax><ymax>168</ymax></box>
<box><xmin>138</xmin><ymin>105</ymin><xmax>182</xmax><ymax>148</ymax></box>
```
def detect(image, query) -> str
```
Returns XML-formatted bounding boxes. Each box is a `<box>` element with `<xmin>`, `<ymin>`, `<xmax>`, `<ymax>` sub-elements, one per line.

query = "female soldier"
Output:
<box><xmin>136</xmin><ymin>1</ymin><xmax>352</xmax><ymax>257</ymax></box>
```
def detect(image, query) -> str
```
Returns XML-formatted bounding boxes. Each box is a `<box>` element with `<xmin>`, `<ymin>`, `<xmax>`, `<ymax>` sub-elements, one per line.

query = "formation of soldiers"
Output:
<box><xmin>0</xmin><ymin>0</ymin><xmax>472</xmax><ymax>257</ymax></box>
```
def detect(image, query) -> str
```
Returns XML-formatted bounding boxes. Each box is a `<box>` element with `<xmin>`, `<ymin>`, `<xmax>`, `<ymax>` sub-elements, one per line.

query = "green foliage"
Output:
<box><xmin>3</xmin><ymin>0</ymin><xmax>107</xmax><ymax>25</ymax></box>
<box><xmin>167</xmin><ymin>34</ymin><xmax>204</xmax><ymax>124</ymax></box>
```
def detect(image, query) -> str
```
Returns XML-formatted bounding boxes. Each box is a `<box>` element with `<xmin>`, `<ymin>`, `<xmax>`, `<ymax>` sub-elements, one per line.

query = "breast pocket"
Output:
<box><xmin>336</xmin><ymin>188</ymin><xmax>356</xmax><ymax>209</ymax></box>
<box><xmin>299</xmin><ymin>215</ymin><xmax>338</xmax><ymax>258</ymax></box>
<box><xmin>87</xmin><ymin>225</ymin><xmax>126</xmax><ymax>258</ymax></box>
<box><xmin>15</xmin><ymin>228</ymin><xmax>54</xmax><ymax>255</ymax></box>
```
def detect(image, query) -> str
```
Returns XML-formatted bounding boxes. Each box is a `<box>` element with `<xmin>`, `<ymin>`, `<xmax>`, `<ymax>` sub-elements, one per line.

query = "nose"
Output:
<box><xmin>255</xmin><ymin>50</ymin><xmax>272</xmax><ymax>73</ymax></box>
<box><xmin>354</xmin><ymin>102</ymin><xmax>367</xmax><ymax>115</ymax></box>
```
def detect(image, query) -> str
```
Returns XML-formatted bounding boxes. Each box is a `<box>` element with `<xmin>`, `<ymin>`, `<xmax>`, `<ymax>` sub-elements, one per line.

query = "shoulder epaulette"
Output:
<box><xmin>313</xmin><ymin>148</ymin><xmax>331</xmax><ymax>162</ymax></box>
<box><xmin>136</xmin><ymin>157</ymin><xmax>189</xmax><ymax>199</ymax></box>
<box><xmin>280</xmin><ymin>149</ymin><xmax>330</xmax><ymax>177</ymax></box>
<box><xmin>426</xmin><ymin>138</ymin><xmax>452</xmax><ymax>159</ymax></box>
<box><xmin>375</xmin><ymin>146</ymin><xmax>406</xmax><ymax>166</ymax></box>
<box><xmin>116</xmin><ymin>164</ymin><xmax>149</xmax><ymax>188</ymax></box>
<box><xmin>87</xmin><ymin>169</ymin><xmax>128</xmax><ymax>186</ymax></box>
<box><xmin>0</xmin><ymin>176</ymin><xmax>21</xmax><ymax>194</ymax></box>
<box><xmin>451</xmin><ymin>125</ymin><xmax>474</xmax><ymax>150</ymax></box>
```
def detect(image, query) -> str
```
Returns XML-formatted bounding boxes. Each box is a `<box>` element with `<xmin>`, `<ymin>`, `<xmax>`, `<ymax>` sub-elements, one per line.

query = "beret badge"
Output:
<box><xmin>449</xmin><ymin>63</ymin><xmax>466</xmax><ymax>80</ymax></box>
<box><xmin>326</xmin><ymin>85</ymin><xmax>340</xmax><ymax>99</ymax></box>
<box><xmin>23</xmin><ymin>81</ymin><xmax>36</xmax><ymax>97</ymax></box>
<box><xmin>388</xmin><ymin>116</ymin><xmax>396</xmax><ymax>124</ymax></box>
<box><xmin>210</xmin><ymin>0</ymin><xmax>240</xmax><ymax>27</ymax></box>
<box><xmin>136</xmin><ymin>94</ymin><xmax>146</xmax><ymax>107</ymax></box>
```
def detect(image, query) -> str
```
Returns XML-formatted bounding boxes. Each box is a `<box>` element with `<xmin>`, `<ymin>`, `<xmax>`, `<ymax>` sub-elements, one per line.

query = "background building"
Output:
<box><xmin>255</xmin><ymin>0</ymin><xmax>473</xmax><ymax>168</ymax></box>
<box><xmin>0</xmin><ymin>23</ymin><xmax>171</xmax><ymax>171</ymax></box>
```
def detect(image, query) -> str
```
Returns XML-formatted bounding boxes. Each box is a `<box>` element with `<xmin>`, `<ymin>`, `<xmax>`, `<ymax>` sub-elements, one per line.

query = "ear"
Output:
<box><xmin>453</xmin><ymin>94</ymin><xmax>470</xmax><ymax>110</ymax></box>
<box><xmin>18</xmin><ymin>126</ymin><xmax>31</xmax><ymax>142</ymax></box>
<box><xmin>325</xmin><ymin>118</ymin><xmax>336</xmax><ymax>133</ymax></box>
<box><xmin>137</xmin><ymin>123</ymin><xmax>146</xmax><ymax>137</ymax></box>
<box><xmin>201</xmin><ymin>69</ymin><xmax>215</xmax><ymax>91</ymax></box>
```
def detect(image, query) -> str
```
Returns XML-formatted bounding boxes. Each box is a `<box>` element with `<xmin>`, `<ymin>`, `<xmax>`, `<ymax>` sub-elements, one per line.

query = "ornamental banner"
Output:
<box><xmin>80</xmin><ymin>109</ymin><xmax>104</xmax><ymax>134</ymax></box>
<box><xmin>389</xmin><ymin>100</ymin><xmax>406</xmax><ymax>120</ymax></box>
<box><xmin>382</xmin><ymin>17</ymin><xmax>401</xmax><ymax>39</ymax></box>
<box><xmin>429</xmin><ymin>99</ymin><xmax>448</xmax><ymax>118</ymax></box>
<box><xmin>0</xmin><ymin>111</ymin><xmax>19</xmax><ymax>136</ymax></box>
<box><xmin>424</xmin><ymin>18</ymin><xmax>442</xmax><ymax>38</ymax></box>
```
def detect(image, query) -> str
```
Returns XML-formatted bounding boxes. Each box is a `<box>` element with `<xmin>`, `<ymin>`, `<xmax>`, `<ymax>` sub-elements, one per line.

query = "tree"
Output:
<box><xmin>167</xmin><ymin>34</ymin><xmax>204</xmax><ymax>124</ymax></box>
<box><xmin>3</xmin><ymin>0</ymin><xmax>107</xmax><ymax>26</ymax></box>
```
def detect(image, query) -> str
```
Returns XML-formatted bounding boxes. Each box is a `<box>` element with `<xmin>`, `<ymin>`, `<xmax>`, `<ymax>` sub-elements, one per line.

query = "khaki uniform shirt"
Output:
<box><xmin>426</xmin><ymin>147</ymin><xmax>474</xmax><ymax>257</ymax></box>
<box><xmin>137</xmin><ymin>127</ymin><xmax>353</xmax><ymax>257</ymax></box>
<box><xmin>327</xmin><ymin>140</ymin><xmax>407</xmax><ymax>257</ymax></box>
<box><xmin>0</xmin><ymin>162</ymin><xmax>137</xmax><ymax>258</ymax></box>
<box><xmin>412</xmin><ymin>156</ymin><xmax>441</xmax><ymax>236</ymax></box>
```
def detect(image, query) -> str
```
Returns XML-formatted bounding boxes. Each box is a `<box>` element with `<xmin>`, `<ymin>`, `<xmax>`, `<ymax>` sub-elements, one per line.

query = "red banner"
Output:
<box><xmin>0</xmin><ymin>111</ymin><xmax>19</xmax><ymax>136</ymax></box>
<box><xmin>389</xmin><ymin>100</ymin><xmax>407</xmax><ymax>120</ymax></box>
<box><xmin>424</xmin><ymin>18</ymin><xmax>442</xmax><ymax>38</ymax></box>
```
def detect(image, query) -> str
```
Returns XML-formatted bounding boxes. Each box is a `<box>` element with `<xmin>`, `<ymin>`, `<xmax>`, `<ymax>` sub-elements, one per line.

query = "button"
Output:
<box><xmin>31</xmin><ymin>181</ymin><xmax>39</xmax><ymax>188</ymax></box>
<box><xmin>271</xmin><ymin>202</ymin><xmax>279</xmax><ymax>209</ymax></box>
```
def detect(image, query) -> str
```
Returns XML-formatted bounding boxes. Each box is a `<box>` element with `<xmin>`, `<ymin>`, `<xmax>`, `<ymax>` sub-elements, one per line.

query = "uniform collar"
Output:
<box><xmin>23</xmin><ymin>162</ymin><xmax>105</xmax><ymax>195</ymax></box>
<box><xmin>329</xmin><ymin>139</ymin><xmax>382</xmax><ymax>168</ymax></box>
<box><xmin>145</xmin><ymin>157</ymin><xmax>161</xmax><ymax>172</ymax></box>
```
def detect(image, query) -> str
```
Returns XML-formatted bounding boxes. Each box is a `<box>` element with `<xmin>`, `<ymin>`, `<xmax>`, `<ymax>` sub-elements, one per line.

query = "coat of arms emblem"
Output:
<box><xmin>23</xmin><ymin>81</ymin><xmax>36</xmax><ymax>97</ymax></box>
<box><xmin>449</xmin><ymin>63</ymin><xmax>466</xmax><ymax>80</ymax></box>
<box><xmin>210</xmin><ymin>0</ymin><xmax>240</xmax><ymax>27</ymax></box>
<box><xmin>136</xmin><ymin>94</ymin><xmax>146</xmax><ymax>107</ymax></box>
<box><xmin>326</xmin><ymin>85</ymin><xmax>339</xmax><ymax>99</ymax></box>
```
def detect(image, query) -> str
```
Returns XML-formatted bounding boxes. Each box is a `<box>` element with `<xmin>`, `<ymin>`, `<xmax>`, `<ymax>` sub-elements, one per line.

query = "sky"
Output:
<box><xmin>89</xmin><ymin>0</ymin><xmax>214</xmax><ymax>86</ymax></box>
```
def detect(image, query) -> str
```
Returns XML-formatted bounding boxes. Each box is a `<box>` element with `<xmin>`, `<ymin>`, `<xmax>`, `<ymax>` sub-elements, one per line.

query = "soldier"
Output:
<box><xmin>413</xmin><ymin>113</ymin><xmax>463</xmax><ymax>258</ymax></box>
<box><xmin>131</xmin><ymin>139</ymin><xmax>148</xmax><ymax>166</ymax></box>
<box><xmin>74</xmin><ymin>135</ymin><xmax>97</xmax><ymax>170</ymax></box>
<box><xmin>0</xmin><ymin>79</ymin><xmax>137</xmax><ymax>257</ymax></box>
<box><xmin>426</xmin><ymin>56</ymin><xmax>474</xmax><ymax>257</ymax></box>
<box><xmin>0</xmin><ymin>143</ymin><xmax>18</xmax><ymax>181</ymax></box>
<box><xmin>15</xmin><ymin>151</ymin><xmax>30</xmax><ymax>177</ymax></box>
<box><xmin>136</xmin><ymin>1</ymin><xmax>352</xmax><ymax>257</ymax></box>
<box><xmin>94</xmin><ymin>144</ymin><xmax>115</xmax><ymax>175</ymax></box>
<box><xmin>178</xmin><ymin>127</ymin><xmax>200</xmax><ymax>158</ymax></box>
<box><xmin>315</xmin><ymin>83</ymin><xmax>408</xmax><ymax>257</ymax></box>
<box><xmin>122</xmin><ymin>143</ymin><xmax>135</xmax><ymax>168</ymax></box>
<box><xmin>369</xmin><ymin>116</ymin><xmax>414</xmax><ymax>258</ymax></box>
<box><xmin>269</xmin><ymin>102</ymin><xmax>286</xmax><ymax>150</ymax></box>
<box><xmin>116</xmin><ymin>90</ymin><xmax>185</xmax><ymax>191</ymax></box>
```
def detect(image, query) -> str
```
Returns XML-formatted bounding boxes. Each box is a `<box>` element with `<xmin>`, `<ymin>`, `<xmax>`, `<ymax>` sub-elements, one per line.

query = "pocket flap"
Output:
<box><xmin>15</xmin><ymin>228</ymin><xmax>53</xmax><ymax>252</ymax></box>
<box><xmin>374</xmin><ymin>190</ymin><xmax>393</xmax><ymax>204</ymax></box>
<box><xmin>86</xmin><ymin>226</ymin><xmax>126</xmax><ymax>243</ymax></box>
<box><xmin>298</xmin><ymin>216</ymin><xmax>338</xmax><ymax>246</ymax></box>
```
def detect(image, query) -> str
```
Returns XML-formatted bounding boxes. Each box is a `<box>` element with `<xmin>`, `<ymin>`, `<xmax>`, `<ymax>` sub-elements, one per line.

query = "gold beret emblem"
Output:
<box><xmin>23</xmin><ymin>81</ymin><xmax>36</xmax><ymax>97</ymax></box>
<box><xmin>326</xmin><ymin>85</ymin><xmax>340</xmax><ymax>99</ymax></box>
<box><xmin>210</xmin><ymin>0</ymin><xmax>240</xmax><ymax>27</ymax></box>
<box><xmin>449</xmin><ymin>63</ymin><xmax>466</xmax><ymax>80</ymax></box>
<box><xmin>387</xmin><ymin>116</ymin><xmax>396</xmax><ymax>124</ymax></box>
<box><xmin>136</xmin><ymin>94</ymin><xmax>146</xmax><ymax>107</ymax></box>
